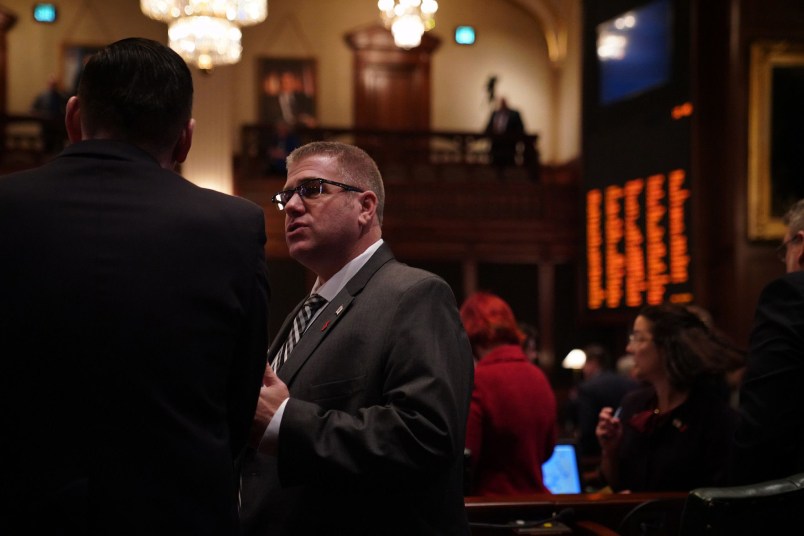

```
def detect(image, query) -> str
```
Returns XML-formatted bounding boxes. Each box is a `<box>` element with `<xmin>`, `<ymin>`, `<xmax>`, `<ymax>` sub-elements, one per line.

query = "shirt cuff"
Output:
<box><xmin>258</xmin><ymin>397</ymin><xmax>289</xmax><ymax>456</ymax></box>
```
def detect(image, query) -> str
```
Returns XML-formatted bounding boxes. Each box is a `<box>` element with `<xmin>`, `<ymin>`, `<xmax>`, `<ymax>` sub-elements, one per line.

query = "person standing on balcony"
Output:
<box><xmin>485</xmin><ymin>97</ymin><xmax>525</xmax><ymax>168</ymax></box>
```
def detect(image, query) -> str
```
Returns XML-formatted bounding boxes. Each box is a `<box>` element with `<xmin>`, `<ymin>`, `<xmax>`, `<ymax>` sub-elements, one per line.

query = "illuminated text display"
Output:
<box><xmin>586</xmin><ymin>169</ymin><xmax>692</xmax><ymax>310</ymax></box>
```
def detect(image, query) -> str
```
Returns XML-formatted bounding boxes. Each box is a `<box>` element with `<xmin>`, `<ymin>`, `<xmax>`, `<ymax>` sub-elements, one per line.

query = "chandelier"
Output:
<box><xmin>377</xmin><ymin>0</ymin><xmax>438</xmax><ymax>50</ymax></box>
<box><xmin>140</xmin><ymin>0</ymin><xmax>268</xmax><ymax>71</ymax></box>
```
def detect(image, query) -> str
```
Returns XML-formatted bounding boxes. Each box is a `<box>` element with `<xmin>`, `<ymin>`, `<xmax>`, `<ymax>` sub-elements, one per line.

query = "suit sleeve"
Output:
<box><xmin>466</xmin><ymin>374</ymin><xmax>484</xmax><ymax>467</ymax></box>
<box><xmin>733</xmin><ymin>275</ymin><xmax>804</xmax><ymax>484</ymax></box>
<box><xmin>227</xmin><ymin>208</ymin><xmax>270</xmax><ymax>460</ymax></box>
<box><xmin>277</xmin><ymin>276</ymin><xmax>474</xmax><ymax>487</ymax></box>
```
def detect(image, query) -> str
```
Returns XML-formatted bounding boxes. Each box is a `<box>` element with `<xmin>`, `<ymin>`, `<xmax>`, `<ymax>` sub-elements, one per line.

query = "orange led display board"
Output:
<box><xmin>586</xmin><ymin>168</ymin><xmax>692</xmax><ymax>310</ymax></box>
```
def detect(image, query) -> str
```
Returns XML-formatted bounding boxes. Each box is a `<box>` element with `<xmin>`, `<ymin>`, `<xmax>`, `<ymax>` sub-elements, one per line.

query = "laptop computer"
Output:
<box><xmin>541</xmin><ymin>441</ymin><xmax>583</xmax><ymax>494</ymax></box>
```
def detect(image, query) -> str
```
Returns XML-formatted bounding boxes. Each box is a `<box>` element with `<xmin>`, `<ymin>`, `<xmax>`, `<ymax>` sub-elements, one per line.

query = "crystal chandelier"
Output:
<box><xmin>377</xmin><ymin>0</ymin><xmax>438</xmax><ymax>50</ymax></box>
<box><xmin>140</xmin><ymin>0</ymin><xmax>268</xmax><ymax>71</ymax></box>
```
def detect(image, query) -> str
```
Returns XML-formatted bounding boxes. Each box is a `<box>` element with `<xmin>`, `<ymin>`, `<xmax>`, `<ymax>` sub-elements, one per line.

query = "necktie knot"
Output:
<box><xmin>271</xmin><ymin>294</ymin><xmax>327</xmax><ymax>370</ymax></box>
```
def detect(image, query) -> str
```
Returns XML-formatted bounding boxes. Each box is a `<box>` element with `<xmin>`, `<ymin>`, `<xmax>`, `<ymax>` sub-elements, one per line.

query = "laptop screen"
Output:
<box><xmin>541</xmin><ymin>443</ymin><xmax>583</xmax><ymax>494</ymax></box>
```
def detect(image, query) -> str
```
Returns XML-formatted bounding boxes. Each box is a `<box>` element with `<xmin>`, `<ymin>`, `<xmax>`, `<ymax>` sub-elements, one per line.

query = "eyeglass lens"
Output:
<box><xmin>275</xmin><ymin>180</ymin><xmax>324</xmax><ymax>206</ymax></box>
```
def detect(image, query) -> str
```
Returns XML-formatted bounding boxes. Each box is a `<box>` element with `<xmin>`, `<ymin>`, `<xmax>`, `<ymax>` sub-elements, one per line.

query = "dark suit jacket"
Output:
<box><xmin>484</xmin><ymin>108</ymin><xmax>525</xmax><ymax>166</ymax></box>
<box><xmin>262</xmin><ymin>91</ymin><xmax>315</xmax><ymax>126</ymax></box>
<box><xmin>0</xmin><ymin>140</ymin><xmax>270</xmax><ymax>535</ymax></box>
<box><xmin>733</xmin><ymin>271</ymin><xmax>804</xmax><ymax>484</ymax></box>
<box><xmin>240</xmin><ymin>243</ymin><xmax>474</xmax><ymax>535</ymax></box>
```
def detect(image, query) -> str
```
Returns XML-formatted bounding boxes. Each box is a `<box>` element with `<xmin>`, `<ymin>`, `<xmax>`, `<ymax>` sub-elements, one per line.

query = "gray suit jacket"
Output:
<box><xmin>241</xmin><ymin>243</ymin><xmax>474</xmax><ymax>535</ymax></box>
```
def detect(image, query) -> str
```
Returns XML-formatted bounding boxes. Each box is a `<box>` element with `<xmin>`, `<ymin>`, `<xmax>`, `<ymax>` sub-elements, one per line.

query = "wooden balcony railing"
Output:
<box><xmin>236</xmin><ymin>124</ymin><xmax>579</xmax><ymax>264</ymax></box>
<box><xmin>0</xmin><ymin>114</ymin><xmax>65</xmax><ymax>170</ymax></box>
<box><xmin>239</xmin><ymin>124</ymin><xmax>541</xmax><ymax>182</ymax></box>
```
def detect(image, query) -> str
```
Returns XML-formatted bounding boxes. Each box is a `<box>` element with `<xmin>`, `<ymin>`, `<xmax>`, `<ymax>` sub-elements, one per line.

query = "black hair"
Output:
<box><xmin>77</xmin><ymin>37</ymin><xmax>193</xmax><ymax>156</ymax></box>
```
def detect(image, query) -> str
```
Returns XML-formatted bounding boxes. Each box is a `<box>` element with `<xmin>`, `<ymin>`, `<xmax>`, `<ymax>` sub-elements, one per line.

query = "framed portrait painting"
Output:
<box><xmin>257</xmin><ymin>57</ymin><xmax>317</xmax><ymax>128</ymax></box>
<box><xmin>747</xmin><ymin>40</ymin><xmax>804</xmax><ymax>240</ymax></box>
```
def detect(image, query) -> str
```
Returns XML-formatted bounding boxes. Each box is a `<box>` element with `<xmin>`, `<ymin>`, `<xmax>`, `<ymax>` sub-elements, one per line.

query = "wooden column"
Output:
<box><xmin>538</xmin><ymin>263</ymin><xmax>556</xmax><ymax>371</ymax></box>
<box><xmin>0</xmin><ymin>6</ymin><xmax>18</xmax><ymax>157</ymax></box>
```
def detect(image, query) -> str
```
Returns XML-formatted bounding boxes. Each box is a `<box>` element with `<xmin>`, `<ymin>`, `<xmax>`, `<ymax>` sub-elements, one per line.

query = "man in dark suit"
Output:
<box><xmin>485</xmin><ymin>97</ymin><xmax>526</xmax><ymax>168</ymax></box>
<box><xmin>0</xmin><ymin>38</ymin><xmax>270</xmax><ymax>535</ymax></box>
<box><xmin>733</xmin><ymin>198</ymin><xmax>804</xmax><ymax>484</ymax></box>
<box><xmin>261</xmin><ymin>70</ymin><xmax>317</xmax><ymax>128</ymax></box>
<box><xmin>240</xmin><ymin>141</ymin><xmax>474</xmax><ymax>535</ymax></box>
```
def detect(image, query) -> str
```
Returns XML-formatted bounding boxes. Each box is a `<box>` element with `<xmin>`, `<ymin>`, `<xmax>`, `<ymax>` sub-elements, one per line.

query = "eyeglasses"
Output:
<box><xmin>776</xmin><ymin>234</ymin><xmax>803</xmax><ymax>263</ymax></box>
<box><xmin>271</xmin><ymin>178</ymin><xmax>364</xmax><ymax>211</ymax></box>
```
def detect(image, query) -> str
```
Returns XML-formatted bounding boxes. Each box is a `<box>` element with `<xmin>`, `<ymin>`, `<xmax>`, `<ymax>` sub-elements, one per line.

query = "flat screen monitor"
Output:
<box><xmin>597</xmin><ymin>0</ymin><xmax>672</xmax><ymax>105</ymax></box>
<box><xmin>541</xmin><ymin>442</ymin><xmax>583</xmax><ymax>494</ymax></box>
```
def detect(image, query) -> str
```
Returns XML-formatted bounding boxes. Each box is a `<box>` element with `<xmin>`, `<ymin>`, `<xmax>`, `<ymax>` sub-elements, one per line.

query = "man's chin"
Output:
<box><xmin>287</xmin><ymin>241</ymin><xmax>312</xmax><ymax>263</ymax></box>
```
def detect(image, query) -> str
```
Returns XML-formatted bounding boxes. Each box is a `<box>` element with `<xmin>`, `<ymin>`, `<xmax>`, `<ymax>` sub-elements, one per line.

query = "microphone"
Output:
<box><xmin>469</xmin><ymin>507</ymin><xmax>576</xmax><ymax>530</ymax></box>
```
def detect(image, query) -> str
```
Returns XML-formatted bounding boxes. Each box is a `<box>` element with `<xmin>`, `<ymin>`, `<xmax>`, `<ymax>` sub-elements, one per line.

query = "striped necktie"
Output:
<box><xmin>271</xmin><ymin>294</ymin><xmax>327</xmax><ymax>371</ymax></box>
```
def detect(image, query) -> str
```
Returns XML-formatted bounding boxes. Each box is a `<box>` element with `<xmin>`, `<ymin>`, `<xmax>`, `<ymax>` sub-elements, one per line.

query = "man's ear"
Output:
<box><xmin>65</xmin><ymin>96</ymin><xmax>82</xmax><ymax>143</ymax></box>
<box><xmin>357</xmin><ymin>190</ymin><xmax>378</xmax><ymax>225</ymax></box>
<box><xmin>172</xmin><ymin>118</ymin><xmax>195</xmax><ymax>164</ymax></box>
<box><xmin>796</xmin><ymin>230</ymin><xmax>804</xmax><ymax>270</ymax></box>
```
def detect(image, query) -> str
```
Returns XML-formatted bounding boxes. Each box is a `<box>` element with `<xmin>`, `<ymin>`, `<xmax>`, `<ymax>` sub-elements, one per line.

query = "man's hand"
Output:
<box><xmin>249</xmin><ymin>365</ymin><xmax>290</xmax><ymax>449</ymax></box>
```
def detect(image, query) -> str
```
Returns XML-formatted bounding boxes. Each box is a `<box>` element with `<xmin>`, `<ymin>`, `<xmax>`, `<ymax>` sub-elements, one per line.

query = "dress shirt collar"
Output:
<box><xmin>310</xmin><ymin>239</ymin><xmax>384</xmax><ymax>301</ymax></box>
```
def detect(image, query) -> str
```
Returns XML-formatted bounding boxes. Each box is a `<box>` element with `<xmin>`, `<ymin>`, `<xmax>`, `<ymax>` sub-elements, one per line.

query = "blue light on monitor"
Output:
<box><xmin>455</xmin><ymin>26</ymin><xmax>476</xmax><ymax>45</ymax></box>
<box><xmin>541</xmin><ymin>444</ymin><xmax>582</xmax><ymax>494</ymax></box>
<box><xmin>33</xmin><ymin>3</ymin><xmax>57</xmax><ymax>23</ymax></box>
<box><xmin>597</xmin><ymin>0</ymin><xmax>672</xmax><ymax>105</ymax></box>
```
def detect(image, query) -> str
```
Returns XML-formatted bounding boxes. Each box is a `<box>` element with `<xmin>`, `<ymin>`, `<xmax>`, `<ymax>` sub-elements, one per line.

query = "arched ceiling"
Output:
<box><xmin>506</xmin><ymin>0</ymin><xmax>570</xmax><ymax>64</ymax></box>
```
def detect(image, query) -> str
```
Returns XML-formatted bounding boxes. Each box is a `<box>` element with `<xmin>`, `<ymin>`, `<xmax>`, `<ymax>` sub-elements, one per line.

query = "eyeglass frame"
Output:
<box><xmin>271</xmin><ymin>178</ymin><xmax>364</xmax><ymax>211</ymax></box>
<box><xmin>775</xmin><ymin>233</ymin><xmax>803</xmax><ymax>263</ymax></box>
<box><xmin>628</xmin><ymin>332</ymin><xmax>652</xmax><ymax>345</ymax></box>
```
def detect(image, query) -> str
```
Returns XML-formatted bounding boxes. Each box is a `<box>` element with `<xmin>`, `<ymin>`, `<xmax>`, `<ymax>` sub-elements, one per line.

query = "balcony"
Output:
<box><xmin>237</xmin><ymin>125</ymin><xmax>580</xmax><ymax>264</ymax></box>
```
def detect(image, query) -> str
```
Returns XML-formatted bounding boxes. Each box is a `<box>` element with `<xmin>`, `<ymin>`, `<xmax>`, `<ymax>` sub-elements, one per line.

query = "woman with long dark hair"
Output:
<box><xmin>596</xmin><ymin>303</ymin><xmax>745</xmax><ymax>492</ymax></box>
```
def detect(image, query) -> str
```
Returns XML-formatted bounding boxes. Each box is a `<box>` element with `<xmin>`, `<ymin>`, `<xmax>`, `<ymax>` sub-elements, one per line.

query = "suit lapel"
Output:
<box><xmin>277</xmin><ymin>244</ymin><xmax>396</xmax><ymax>383</ymax></box>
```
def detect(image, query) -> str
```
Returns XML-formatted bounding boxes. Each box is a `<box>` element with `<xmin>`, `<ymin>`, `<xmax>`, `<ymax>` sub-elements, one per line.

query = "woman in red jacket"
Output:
<box><xmin>460</xmin><ymin>291</ymin><xmax>558</xmax><ymax>496</ymax></box>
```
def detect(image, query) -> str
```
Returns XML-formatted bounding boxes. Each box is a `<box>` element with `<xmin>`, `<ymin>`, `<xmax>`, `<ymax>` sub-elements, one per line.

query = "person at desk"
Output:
<box><xmin>461</xmin><ymin>291</ymin><xmax>557</xmax><ymax>496</ymax></box>
<box><xmin>596</xmin><ymin>304</ymin><xmax>744</xmax><ymax>492</ymax></box>
<box><xmin>0</xmin><ymin>38</ymin><xmax>270</xmax><ymax>534</ymax></box>
<box><xmin>484</xmin><ymin>97</ymin><xmax>525</xmax><ymax>168</ymax></box>
<box><xmin>240</xmin><ymin>141</ymin><xmax>475</xmax><ymax>534</ymax></box>
<box><xmin>732</xmin><ymin>198</ymin><xmax>804</xmax><ymax>485</ymax></box>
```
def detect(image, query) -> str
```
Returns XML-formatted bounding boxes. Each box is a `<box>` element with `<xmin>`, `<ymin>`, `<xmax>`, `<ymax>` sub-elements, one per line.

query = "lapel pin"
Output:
<box><xmin>335</xmin><ymin>305</ymin><xmax>344</xmax><ymax>315</ymax></box>
<box><xmin>321</xmin><ymin>320</ymin><xmax>330</xmax><ymax>332</ymax></box>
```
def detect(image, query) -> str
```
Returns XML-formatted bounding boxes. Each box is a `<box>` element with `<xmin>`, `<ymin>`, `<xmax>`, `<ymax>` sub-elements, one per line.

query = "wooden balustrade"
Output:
<box><xmin>236</xmin><ymin>124</ymin><xmax>579</xmax><ymax>264</ymax></box>
<box><xmin>0</xmin><ymin>114</ymin><xmax>62</xmax><ymax>170</ymax></box>
<box><xmin>239</xmin><ymin>124</ymin><xmax>541</xmax><ymax>182</ymax></box>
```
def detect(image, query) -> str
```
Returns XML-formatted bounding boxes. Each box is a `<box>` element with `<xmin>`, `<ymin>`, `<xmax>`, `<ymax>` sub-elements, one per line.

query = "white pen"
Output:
<box><xmin>613</xmin><ymin>407</ymin><xmax>622</xmax><ymax>419</ymax></box>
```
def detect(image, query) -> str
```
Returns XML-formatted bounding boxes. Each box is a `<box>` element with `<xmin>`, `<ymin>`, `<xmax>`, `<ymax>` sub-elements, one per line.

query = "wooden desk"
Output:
<box><xmin>466</xmin><ymin>492</ymin><xmax>688</xmax><ymax>535</ymax></box>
